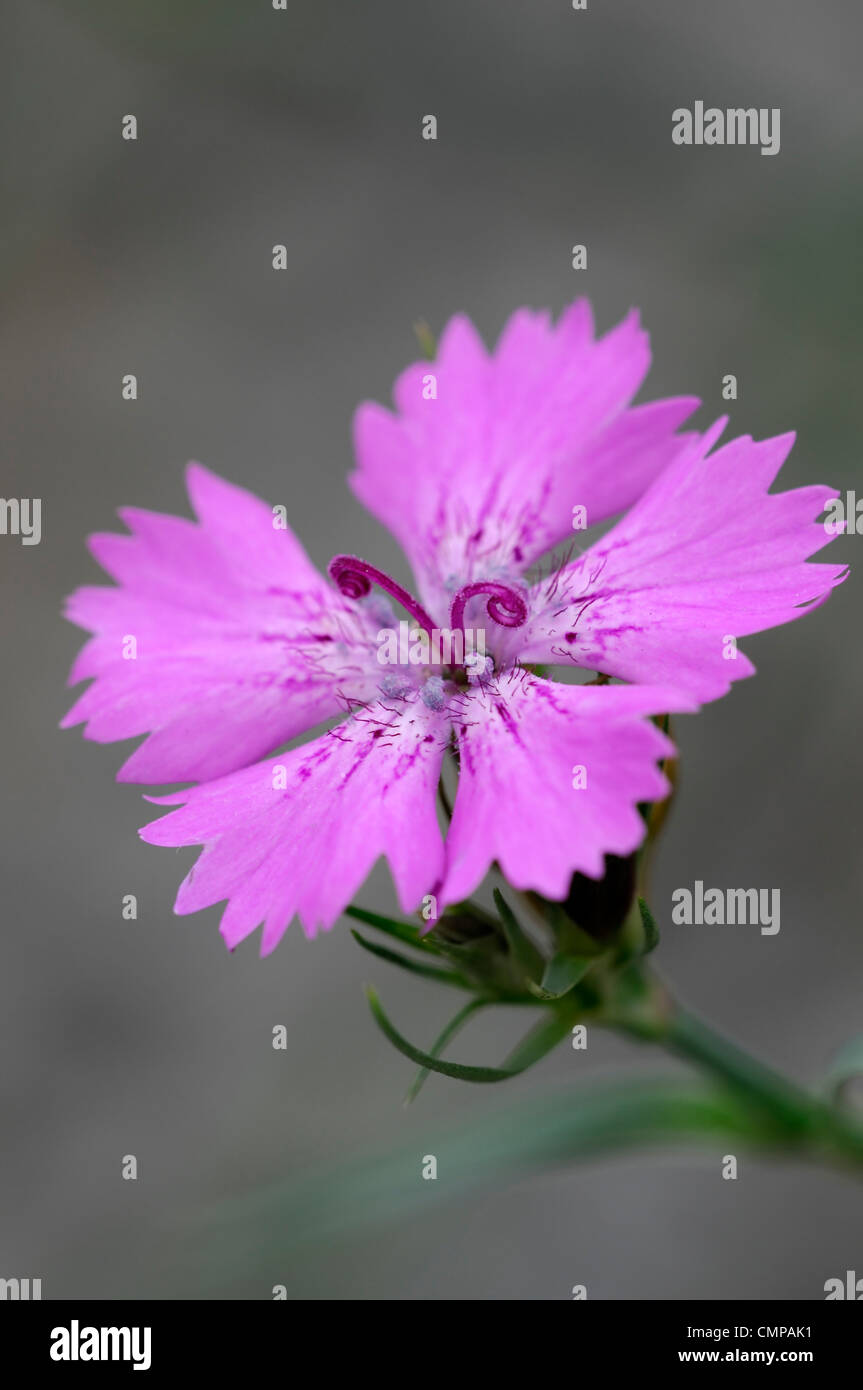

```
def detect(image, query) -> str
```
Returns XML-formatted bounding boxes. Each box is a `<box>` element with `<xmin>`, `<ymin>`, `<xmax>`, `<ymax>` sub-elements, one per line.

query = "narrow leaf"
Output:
<box><xmin>201</xmin><ymin>1079</ymin><xmax>774</xmax><ymax>1280</ymax></box>
<box><xmin>404</xmin><ymin>998</ymin><xmax>489</xmax><ymax>1105</ymax></box>
<box><xmin>502</xmin><ymin>1001</ymin><xmax>580</xmax><ymax>1071</ymax></box>
<box><xmin>345</xmin><ymin>905</ymin><xmax>437</xmax><ymax>953</ymax></box>
<box><xmin>366</xmin><ymin>987</ymin><xmax>518</xmax><ymax>1082</ymax></box>
<box><xmin>350</xmin><ymin>932</ymin><xmax>472</xmax><ymax>989</ymax></box>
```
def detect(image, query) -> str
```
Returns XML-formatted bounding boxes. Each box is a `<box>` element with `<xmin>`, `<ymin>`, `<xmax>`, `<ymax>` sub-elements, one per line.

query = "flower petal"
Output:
<box><xmin>62</xmin><ymin>464</ymin><xmax>383</xmax><ymax>783</ymax></box>
<box><xmin>441</xmin><ymin>672</ymin><xmax>694</xmax><ymax>905</ymax></box>
<box><xmin>351</xmin><ymin>300</ymin><xmax>699</xmax><ymax>619</ymax></box>
<box><xmin>140</xmin><ymin>694</ymin><xmax>449</xmax><ymax>954</ymax></box>
<box><xmin>504</xmin><ymin>429</ymin><xmax>848</xmax><ymax>701</ymax></box>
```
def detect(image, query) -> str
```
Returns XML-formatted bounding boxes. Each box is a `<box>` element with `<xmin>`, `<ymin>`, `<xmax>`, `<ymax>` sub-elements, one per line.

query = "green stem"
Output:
<box><xmin>616</xmin><ymin>988</ymin><xmax>863</xmax><ymax>1169</ymax></box>
<box><xmin>664</xmin><ymin>1008</ymin><xmax>820</xmax><ymax>1139</ymax></box>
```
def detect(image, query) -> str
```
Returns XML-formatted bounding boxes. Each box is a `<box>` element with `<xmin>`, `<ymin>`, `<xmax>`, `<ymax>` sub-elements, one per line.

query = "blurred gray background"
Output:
<box><xmin>1</xmin><ymin>0</ymin><xmax>861</xmax><ymax>1299</ymax></box>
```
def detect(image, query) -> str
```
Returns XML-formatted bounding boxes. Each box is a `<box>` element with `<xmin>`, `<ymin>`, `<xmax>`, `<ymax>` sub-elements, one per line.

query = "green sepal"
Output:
<box><xmin>637</xmin><ymin>897</ymin><xmax>660</xmax><ymax>953</ymax></box>
<box><xmin>492</xmin><ymin>888</ymin><xmax>544</xmax><ymax>982</ymax></box>
<box><xmin>527</xmin><ymin>952</ymin><xmax>594</xmax><ymax>1000</ymax></box>
<box><xmin>534</xmin><ymin>897</ymin><xmax>604</xmax><ymax>958</ymax></box>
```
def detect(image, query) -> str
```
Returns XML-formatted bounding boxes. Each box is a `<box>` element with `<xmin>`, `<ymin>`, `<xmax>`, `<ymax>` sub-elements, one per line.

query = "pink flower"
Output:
<box><xmin>62</xmin><ymin>300</ymin><xmax>842</xmax><ymax>955</ymax></box>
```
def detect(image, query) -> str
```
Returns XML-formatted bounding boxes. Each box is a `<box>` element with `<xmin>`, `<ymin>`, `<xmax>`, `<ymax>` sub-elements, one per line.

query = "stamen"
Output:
<box><xmin>328</xmin><ymin>554</ymin><xmax>437</xmax><ymax>635</ymax></box>
<box><xmin>420</xmin><ymin>675</ymin><xmax>447</xmax><ymax>711</ymax></box>
<box><xmin>449</xmin><ymin>581</ymin><xmax>528</xmax><ymax>633</ymax></box>
<box><xmin>465</xmin><ymin>651</ymin><xmax>495</xmax><ymax>685</ymax></box>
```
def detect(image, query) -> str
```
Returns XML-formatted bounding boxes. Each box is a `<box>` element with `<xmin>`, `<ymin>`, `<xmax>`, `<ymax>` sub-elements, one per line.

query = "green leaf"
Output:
<box><xmin>350</xmin><ymin>932</ymin><xmax>472</xmax><ymax>989</ymax></box>
<box><xmin>527</xmin><ymin>953</ymin><xmax>594</xmax><ymax>1000</ymax></box>
<box><xmin>638</xmin><ymin>897</ymin><xmax>660</xmax><ymax>953</ymax></box>
<box><xmin>344</xmin><ymin>905</ymin><xmax>437</xmax><ymax>953</ymax></box>
<box><xmin>366</xmin><ymin>987</ymin><xmax>519</xmax><ymax>1082</ymax></box>
<box><xmin>492</xmin><ymin>888</ymin><xmax>544</xmax><ymax>980</ymax></box>
<box><xmin>404</xmin><ymin>998</ymin><xmax>489</xmax><ymax>1104</ymax></box>
<box><xmin>824</xmin><ymin>1036</ymin><xmax>863</xmax><ymax>1105</ymax></box>
<box><xmin>367</xmin><ymin>988</ymin><xmax>578</xmax><ymax>1086</ymax></box>
<box><xmin>501</xmin><ymin>1002</ymin><xmax>580</xmax><ymax>1070</ymax></box>
<box><xmin>200</xmin><ymin>1078</ymin><xmax>775</xmax><ymax>1279</ymax></box>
